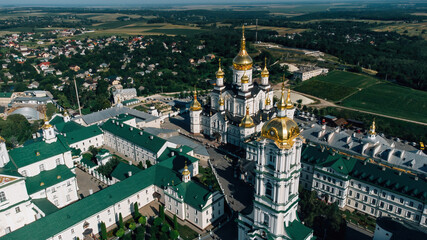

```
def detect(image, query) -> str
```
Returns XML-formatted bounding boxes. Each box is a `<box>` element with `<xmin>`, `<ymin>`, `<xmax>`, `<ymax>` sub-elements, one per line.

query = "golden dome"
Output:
<box><xmin>182</xmin><ymin>162</ymin><xmax>191</xmax><ymax>176</ymax></box>
<box><xmin>261</xmin><ymin>116</ymin><xmax>300</xmax><ymax>149</ymax></box>
<box><xmin>0</xmin><ymin>136</ymin><xmax>5</xmax><ymax>143</ymax></box>
<box><xmin>218</xmin><ymin>96</ymin><xmax>225</xmax><ymax>106</ymax></box>
<box><xmin>241</xmin><ymin>72</ymin><xmax>249</xmax><ymax>84</ymax></box>
<box><xmin>261</xmin><ymin>57</ymin><xmax>269</xmax><ymax>78</ymax></box>
<box><xmin>233</xmin><ymin>25</ymin><xmax>253</xmax><ymax>71</ymax></box>
<box><xmin>265</xmin><ymin>95</ymin><xmax>271</xmax><ymax>106</ymax></box>
<box><xmin>216</xmin><ymin>59</ymin><xmax>225</xmax><ymax>78</ymax></box>
<box><xmin>239</xmin><ymin>106</ymin><xmax>255</xmax><ymax>128</ymax></box>
<box><xmin>190</xmin><ymin>89</ymin><xmax>202</xmax><ymax>111</ymax></box>
<box><xmin>369</xmin><ymin>119</ymin><xmax>376</xmax><ymax>135</ymax></box>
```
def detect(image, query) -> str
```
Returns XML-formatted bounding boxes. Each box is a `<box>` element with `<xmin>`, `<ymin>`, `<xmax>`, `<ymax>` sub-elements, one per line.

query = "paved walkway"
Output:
<box><xmin>75</xmin><ymin>168</ymin><xmax>107</xmax><ymax>199</ymax></box>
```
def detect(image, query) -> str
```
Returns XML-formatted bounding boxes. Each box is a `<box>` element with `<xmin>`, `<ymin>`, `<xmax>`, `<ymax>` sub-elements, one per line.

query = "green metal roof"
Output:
<box><xmin>174</xmin><ymin>181</ymin><xmax>212</xmax><ymax>211</ymax></box>
<box><xmin>0</xmin><ymin>167</ymin><xmax>22</xmax><ymax>178</ymax></box>
<box><xmin>81</xmin><ymin>156</ymin><xmax>96</xmax><ymax>168</ymax></box>
<box><xmin>32</xmin><ymin>198</ymin><xmax>59</xmax><ymax>215</ymax></box>
<box><xmin>157</xmin><ymin>149</ymin><xmax>198</xmax><ymax>172</ymax></box>
<box><xmin>302</xmin><ymin>145</ymin><xmax>427</xmax><ymax>203</ymax></box>
<box><xmin>111</xmin><ymin>162</ymin><xmax>141</xmax><ymax>181</ymax></box>
<box><xmin>49</xmin><ymin>115</ymin><xmax>64</xmax><ymax>126</ymax></box>
<box><xmin>7</xmin><ymin>136</ymin><xmax>70</xmax><ymax>169</ymax></box>
<box><xmin>157</xmin><ymin>146</ymin><xmax>193</xmax><ymax>162</ymax></box>
<box><xmin>0</xmin><ymin>92</ymin><xmax>12</xmax><ymax>98</ymax></box>
<box><xmin>285</xmin><ymin>220</ymin><xmax>313</xmax><ymax>240</ymax></box>
<box><xmin>0</xmin><ymin>165</ymin><xmax>182</xmax><ymax>240</ymax></box>
<box><xmin>101</xmin><ymin>119</ymin><xmax>167</xmax><ymax>154</ymax></box>
<box><xmin>56</xmin><ymin>121</ymin><xmax>85</xmax><ymax>134</ymax></box>
<box><xmin>62</xmin><ymin>125</ymin><xmax>103</xmax><ymax>145</ymax></box>
<box><xmin>25</xmin><ymin>165</ymin><xmax>75</xmax><ymax>195</ymax></box>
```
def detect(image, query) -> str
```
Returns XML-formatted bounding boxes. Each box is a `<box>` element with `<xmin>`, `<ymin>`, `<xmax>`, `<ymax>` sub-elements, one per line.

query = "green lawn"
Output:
<box><xmin>341</xmin><ymin>83</ymin><xmax>427</xmax><ymax>122</ymax></box>
<box><xmin>165</xmin><ymin>215</ymin><xmax>198</xmax><ymax>240</ymax></box>
<box><xmin>315</xmin><ymin>70</ymin><xmax>379</xmax><ymax>88</ymax></box>
<box><xmin>294</xmin><ymin>79</ymin><xmax>357</xmax><ymax>101</ymax></box>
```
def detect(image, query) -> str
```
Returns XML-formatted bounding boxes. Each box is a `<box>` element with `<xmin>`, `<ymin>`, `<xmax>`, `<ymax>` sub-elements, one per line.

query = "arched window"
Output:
<box><xmin>0</xmin><ymin>191</ymin><xmax>6</xmax><ymax>203</ymax></box>
<box><xmin>265</xmin><ymin>182</ymin><xmax>273</xmax><ymax>199</ymax></box>
<box><xmin>263</xmin><ymin>213</ymin><xmax>269</xmax><ymax>226</ymax></box>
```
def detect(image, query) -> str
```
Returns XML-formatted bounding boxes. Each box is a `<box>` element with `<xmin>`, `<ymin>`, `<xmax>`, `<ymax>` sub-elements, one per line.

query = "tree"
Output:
<box><xmin>159</xmin><ymin>205</ymin><xmax>165</xmax><ymax>221</ymax></box>
<box><xmin>115</xmin><ymin>228</ymin><xmax>125</xmax><ymax>238</ymax></box>
<box><xmin>134</xmin><ymin>202</ymin><xmax>141</xmax><ymax>219</ymax></box>
<box><xmin>135</xmin><ymin>226</ymin><xmax>145</xmax><ymax>240</ymax></box>
<box><xmin>137</xmin><ymin>161</ymin><xmax>145</xmax><ymax>170</ymax></box>
<box><xmin>119</xmin><ymin>213</ymin><xmax>124</xmax><ymax>229</ymax></box>
<box><xmin>100</xmin><ymin>222</ymin><xmax>107</xmax><ymax>240</ymax></box>
<box><xmin>139</xmin><ymin>216</ymin><xmax>147</xmax><ymax>226</ymax></box>
<box><xmin>170</xmin><ymin>230</ymin><xmax>179</xmax><ymax>240</ymax></box>
<box><xmin>173</xmin><ymin>214</ymin><xmax>179</xmax><ymax>230</ymax></box>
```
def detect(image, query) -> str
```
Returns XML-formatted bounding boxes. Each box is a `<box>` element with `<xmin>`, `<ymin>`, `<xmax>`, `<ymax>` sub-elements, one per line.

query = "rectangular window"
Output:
<box><xmin>0</xmin><ymin>192</ymin><xmax>7</xmax><ymax>203</ymax></box>
<box><xmin>406</xmin><ymin>212</ymin><xmax>411</xmax><ymax>218</ymax></box>
<box><xmin>71</xmin><ymin>229</ymin><xmax>74</xmax><ymax>234</ymax></box>
<box><xmin>349</xmin><ymin>190</ymin><xmax>352</xmax><ymax>196</ymax></box>
<box><xmin>400</xmin><ymin>198</ymin><xmax>404</xmax><ymax>204</ymax></box>
<box><xmin>195</xmin><ymin>218</ymin><xmax>198</xmax><ymax>224</ymax></box>
<box><xmin>388</xmin><ymin>205</ymin><xmax>393</xmax><ymax>211</ymax></box>
<box><xmin>409</xmin><ymin>201</ymin><xmax>414</xmax><ymax>207</ymax></box>
<box><xmin>391</xmin><ymin>195</ymin><xmax>395</xmax><ymax>201</ymax></box>
<box><xmin>39</xmin><ymin>164</ymin><xmax>45</xmax><ymax>171</ymax></box>
<box><xmin>66</xmin><ymin>195</ymin><xmax>71</xmax><ymax>202</ymax></box>
<box><xmin>380</xmin><ymin>202</ymin><xmax>384</xmax><ymax>208</ymax></box>
<box><xmin>356</xmin><ymin>193</ymin><xmax>360</xmax><ymax>199</ymax></box>
<box><xmin>371</xmin><ymin>199</ymin><xmax>376</xmax><ymax>205</ymax></box>
<box><xmin>15</xmin><ymin>207</ymin><xmax>20</xmax><ymax>213</ymax></box>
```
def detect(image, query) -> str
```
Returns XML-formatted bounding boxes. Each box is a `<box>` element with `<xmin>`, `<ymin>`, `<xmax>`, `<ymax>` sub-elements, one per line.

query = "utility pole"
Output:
<box><xmin>73</xmin><ymin>77</ymin><xmax>82</xmax><ymax>116</ymax></box>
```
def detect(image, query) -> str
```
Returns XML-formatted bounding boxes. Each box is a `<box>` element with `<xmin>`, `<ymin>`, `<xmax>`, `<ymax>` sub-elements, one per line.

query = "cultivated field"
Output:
<box><xmin>341</xmin><ymin>83</ymin><xmax>427</xmax><ymax>123</ymax></box>
<box><xmin>372</xmin><ymin>22</ymin><xmax>427</xmax><ymax>40</ymax></box>
<box><xmin>294</xmin><ymin>70</ymin><xmax>378</xmax><ymax>101</ymax></box>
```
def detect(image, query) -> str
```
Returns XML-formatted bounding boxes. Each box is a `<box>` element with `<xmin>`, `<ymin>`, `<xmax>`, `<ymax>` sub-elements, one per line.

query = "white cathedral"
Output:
<box><xmin>190</xmin><ymin>26</ymin><xmax>277</xmax><ymax>146</ymax></box>
<box><xmin>190</xmin><ymin>26</ymin><xmax>314</xmax><ymax>240</ymax></box>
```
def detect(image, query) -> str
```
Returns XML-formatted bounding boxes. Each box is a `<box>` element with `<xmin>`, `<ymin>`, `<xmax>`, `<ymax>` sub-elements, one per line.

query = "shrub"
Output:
<box><xmin>170</xmin><ymin>230</ymin><xmax>179</xmax><ymax>240</ymax></box>
<box><xmin>138</xmin><ymin>216</ymin><xmax>147</xmax><ymax>226</ymax></box>
<box><xmin>134</xmin><ymin>203</ymin><xmax>141</xmax><ymax>219</ymax></box>
<box><xmin>153</xmin><ymin>217</ymin><xmax>163</xmax><ymax>226</ymax></box>
<box><xmin>173</xmin><ymin>214</ymin><xmax>178</xmax><ymax>230</ymax></box>
<box><xmin>129</xmin><ymin>222</ymin><xmax>136</xmax><ymax>231</ymax></box>
<box><xmin>115</xmin><ymin>228</ymin><xmax>125</xmax><ymax>238</ymax></box>
<box><xmin>161</xmin><ymin>223</ymin><xmax>170</xmax><ymax>233</ymax></box>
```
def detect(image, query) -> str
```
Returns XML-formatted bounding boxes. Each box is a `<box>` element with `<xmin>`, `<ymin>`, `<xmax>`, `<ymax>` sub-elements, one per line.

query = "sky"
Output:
<box><xmin>0</xmin><ymin>0</ymin><xmax>367</xmax><ymax>7</ymax></box>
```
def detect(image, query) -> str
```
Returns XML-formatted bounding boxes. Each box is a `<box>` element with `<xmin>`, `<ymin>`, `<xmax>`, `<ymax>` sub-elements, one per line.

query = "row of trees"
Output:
<box><xmin>299</xmin><ymin>189</ymin><xmax>346</xmax><ymax>240</ymax></box>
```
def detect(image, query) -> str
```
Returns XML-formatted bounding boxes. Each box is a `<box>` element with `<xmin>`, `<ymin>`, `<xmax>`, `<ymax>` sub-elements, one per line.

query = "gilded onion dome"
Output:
<box><xmin>369</xmin><ymin>119</ymin><xmax>376</xmax><ymax>135</ymax></box>
<box><xmin>265</xmin><ymin>95</ymin><xmax>271</xmax><ymax>106</ymax></box>
<box><xmin>261</xmin><ymin>80</ymin><xmax>300</xmax><ymax>149</ymax></box>
<box><xmin>42</xmin><ymin>113</ymin><xmax>52</xmax><ymax>129</ymax></box>
<box><xmin>182</xmin><ymin>162</ymin><xmax>191</xmax><ymax>176</ymax></box>
<box><xmin>241</xmin><ymin>72</ymin><xmax>249</xmax><ymax>84</ymax></box>
<box><xmin>0</xmin><ymin>136</ymin><xmax>5</xmax><ymax>143</ymax></box>
<box><xmin>218</xmin><ymin>96</ymin><xmax>225</xmax><ymax>106</ymax></box>
<box><xmin>190</xmin><ymin>88</ymin><xmax>202</xmax><ymax>111</ymax></box>
<box><xmin>216</xmin><ymin>59</ymin><xmax>225</xmax><ymax>78</ymax></box>
<box><xmin>261</xmin><ymin>57</ymin><xmax>269</xmax><ymax>78</ymax></box>
<box><xmin>240</xmin><ymin>106</ymin><xmax>255</xmax><ymax>128</ymax></box>
<box><xmin>233</xmin><ymin>25</ymin><xmax>253</xmax><ymax>71</ymax></box>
